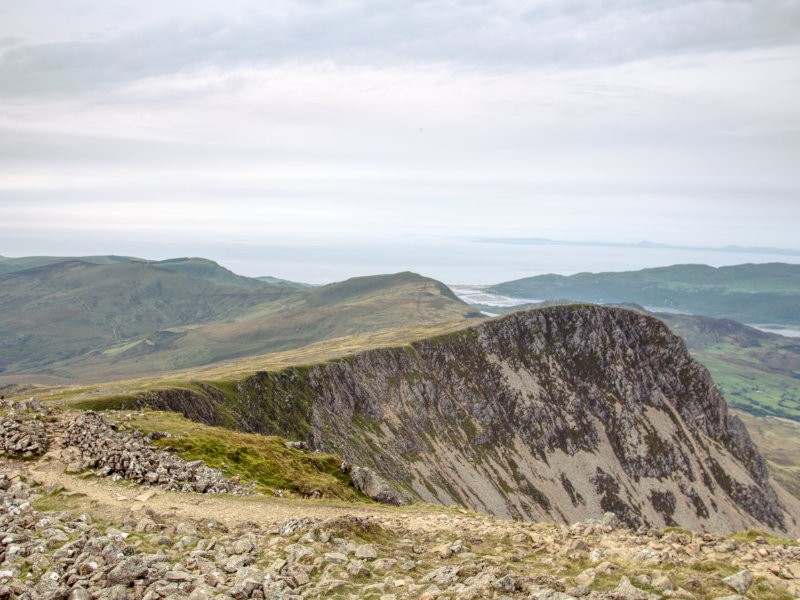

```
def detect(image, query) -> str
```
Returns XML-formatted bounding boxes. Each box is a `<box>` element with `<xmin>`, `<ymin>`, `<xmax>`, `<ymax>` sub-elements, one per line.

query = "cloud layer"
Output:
<box><xmin>1</xmin><ymin>1</ymin><xmax>799</xmax><ymax>280</ymax></box>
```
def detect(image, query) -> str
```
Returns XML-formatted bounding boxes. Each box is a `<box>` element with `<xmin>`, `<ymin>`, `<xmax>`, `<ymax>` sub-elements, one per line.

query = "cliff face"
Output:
<box><xmin>146</xmin><ymin>305</ymin><xmax>797</xmax><ymax>534</ymax></box>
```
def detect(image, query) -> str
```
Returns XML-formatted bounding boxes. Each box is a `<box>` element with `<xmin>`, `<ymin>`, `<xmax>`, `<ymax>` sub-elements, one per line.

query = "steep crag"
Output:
<box><xmin>142</xmin><ymin>306</ymin><xmax>798</xmax><ymax>535</ymax></box>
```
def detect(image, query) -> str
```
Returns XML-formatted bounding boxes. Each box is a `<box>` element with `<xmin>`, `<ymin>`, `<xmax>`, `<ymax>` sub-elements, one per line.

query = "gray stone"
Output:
<box><xmin>574</xmin><ymin>567</ymin><xmax>595</xmax><ymax>586</ymax></box>
<box><xmin>422</xmin><ymin>566</ymin><xmax>461</xmax><ymax>586</ymax></box>
<box><xmin>611</xmin><ymin>576</ymin><xmax>652</xmax><ymax>600</ymax></box>
<box><xmin>721</xmin><ymin>570</ymin><xmax>753</xmax><ymax>595</ymax></box>
<box><xmin>492</xmin><ymin>574</ymin><xmax>517</xmax><ymax>592</ymax></box>
<box><xmin>107</xmin><ymin>556</ymin><xmax>148</xmax><ymax>586</ymax></box>
<box><xmin>232</xmin><ymin>538</ymin><xmax>254</xmax><ymax>554</ymax></box>
<box><xmin>283</xmin><ymin>564</ymin><xmax>310</xmax><ymax>588</ymax></box>
<box><xmin>651</xmin><ymin>574</ymin><xmax>674</xmax><ymax>591</ymax></box>
<box><xmin>355</xmin><ymin>543</ymin><xmax>378</xmax><ymax>559</ymax></box>
<box><xmin>324</xmin><ymin>552</ymin><xmax>348</xmax><ymax>564</ymax></box>
<box><xmin>341</xmin><ymin>463</ymin><xmax>405</xmax><ymax>505</ymax></box>
<box><xmin>601</xmin><ymin>512</ymin><xmax>621</xmax><ymax>528</ymax></box>
<box><xmin>347</xmin><ymin>560</ymin><xmax>371</xmax><ymax>578</ymax></box>
<box><xmin>68</xmin><ymin>588</ymin><xmax>92</xmax><ymax>600</ymax></box>
<box><xmin>188</xmin><ymin>583</ymin><xmax>217</xmax><ymax>600</ymax></box>
<box><xmin>223</xmin><ymin>554</ymin><xmax>254</xmax><ymax>573</ymax></box>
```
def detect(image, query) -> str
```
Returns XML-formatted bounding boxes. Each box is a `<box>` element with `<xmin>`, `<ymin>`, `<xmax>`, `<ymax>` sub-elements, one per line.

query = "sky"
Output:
<box><xmin>1</xmin><ymin>1</ymin><xmax>799</xmax><ymax>283</ymax></box>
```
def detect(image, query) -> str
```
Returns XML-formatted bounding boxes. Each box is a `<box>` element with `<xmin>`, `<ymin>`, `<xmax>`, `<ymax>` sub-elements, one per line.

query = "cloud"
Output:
<box><xmin>2</xmin><ymin>0</ymin><xmax>799</xmax><ymax>94</ymax></box>
<box><xmin>1</xmin><ymin>0</ymin><xmax>799</xmax><ymax>273</ymax></box>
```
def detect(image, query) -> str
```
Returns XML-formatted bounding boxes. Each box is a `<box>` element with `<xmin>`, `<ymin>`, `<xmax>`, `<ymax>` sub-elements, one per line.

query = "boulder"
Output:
<box><xmin>341</xmin><ymin>462</ymin><xmax>405</xmax><ymax>505</ymax></box>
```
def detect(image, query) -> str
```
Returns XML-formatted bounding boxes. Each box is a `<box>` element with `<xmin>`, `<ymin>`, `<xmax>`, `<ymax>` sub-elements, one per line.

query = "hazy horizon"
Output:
<box><xmin>3</xmin><ymin>237</ymin><xmax>799</xmax><ymax>286</ymax></box>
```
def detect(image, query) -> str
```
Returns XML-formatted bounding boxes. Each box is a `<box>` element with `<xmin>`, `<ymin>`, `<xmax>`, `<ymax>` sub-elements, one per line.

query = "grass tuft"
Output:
<box><xmin>115</xmin><ymin>410</ymin><xmax>367</xmax><ymax>501</ymax></box>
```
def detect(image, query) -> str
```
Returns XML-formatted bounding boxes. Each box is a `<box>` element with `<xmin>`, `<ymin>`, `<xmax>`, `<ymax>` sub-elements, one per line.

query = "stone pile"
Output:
<box><xmin>0</xmin><ymin>417</ymin><xmax>48</xmax><ymax>457</ymax></box>
<box><xmin>61</xmin><ymin>412</ymin><xmax>248</xmax><ymax>495</ymax></box>
<box><xmin>0</xmin><ymin>470</ymin><xmax>396</xmax><ymax>599</ymax></box>
<box><xmin>0</xmin><ymin>398</ymin><xmax>44</xmax><ymax>414</ymax></box>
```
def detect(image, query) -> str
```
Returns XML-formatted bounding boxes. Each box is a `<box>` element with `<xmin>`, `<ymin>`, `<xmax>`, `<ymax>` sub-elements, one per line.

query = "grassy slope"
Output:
<box><xmin>0</xmin><ymin>255</ymin><xmax>268</xmax><ymax>289</ymax></box>
<box><xmin>736</xmin><ymin>412</ymin><xmax>800</xmax><ymax>501</ymax></box>
<box><xmin>0</xmin><ymin>259</ymin><xmax>474</xmax><ymax>384</ymax></box>
<box><xmin>69</xmin><ymin>272</ymin><xmax>471</xmax><ymax>381</ymax></box>
<box><xmin>656</xmin><ymin>313</ymin><xmax>800</xmax><ymax>422</ymax></box>
<box><xmin>489</xmin><ymin>263</ymin><xmax>800</xmax><ymax>326</ymax></box>
<box><xmin>108</xmin><ymin>410</ymin><xmax>366</xmax><ymax>500</ymax></box>
<box><xmin>2</xmin><ymin>319</ymin><xmax>478</xmax><ymax>408</ymax></box>
<box><xmin>255</xmin><ymin>275</ymin><xmax>313</xmax><ymax>289</ymax></box>
<box><xmin>0</xmin><ymin>259</ymin><xmax>292</xmax><ymax>374</ymax></box>
<box><xmin>0</xmin><ymin>254</ymin><xmax>138</xmax><ymax>274</ymax></box>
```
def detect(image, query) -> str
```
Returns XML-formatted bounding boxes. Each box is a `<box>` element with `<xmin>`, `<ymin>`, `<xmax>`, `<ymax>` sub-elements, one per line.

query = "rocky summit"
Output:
<box><xmin>143</xmin><ymin>306</ymin><xmax>800</xmax><ymax>536</ymax></box>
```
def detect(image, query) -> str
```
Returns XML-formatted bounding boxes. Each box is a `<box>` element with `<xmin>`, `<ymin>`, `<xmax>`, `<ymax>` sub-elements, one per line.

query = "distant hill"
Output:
<box><xmin>0</xmin><ymin>255</ymin><xmax>268</xmax><ymax>289</ymax></box>
<box><xmin>255</xmin><ymin>275</ymin><xmax>312</xmax><ymax>289</ymax></box>
<box><xmin>0</xmin><ymin>256</ymin><xmax>474</xmax><ymax>383</ymax></box>
<box><xmin>489</xmin><ymin>263</ymin><xmax>800</xmax><ymax>327</ymax></box>
<box><xmin>149</xmin><ymin>257</ymin><xmax>270</xmax><ymax>289</ymax></box>
<box><xmin>0</xmin><ymin>259</ymin><xmax>288</xmax><ymax>375</ymax></box>
<box><xmin>0</xmin><ymin>254</ymin><xmax>137</xmax><ymax>274</ymax></box>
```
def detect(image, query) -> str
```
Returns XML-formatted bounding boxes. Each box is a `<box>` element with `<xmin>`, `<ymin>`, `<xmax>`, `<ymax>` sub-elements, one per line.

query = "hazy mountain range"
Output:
<box><xmin>0</xmin><ymin>256</ymin><xmax>474</xmax><ymax>384</ymax></box>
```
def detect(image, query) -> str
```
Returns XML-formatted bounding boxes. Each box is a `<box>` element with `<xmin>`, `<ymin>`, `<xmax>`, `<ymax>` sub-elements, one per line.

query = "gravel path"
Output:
<box><xmin>24</xmin><ymin>447</ymin><xmax>414</xmax><ymax>530</ymax></box>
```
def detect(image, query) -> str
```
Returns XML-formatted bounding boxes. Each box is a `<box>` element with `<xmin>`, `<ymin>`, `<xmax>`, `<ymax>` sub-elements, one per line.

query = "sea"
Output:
<box><xmin>219</xmin><ymin>239</ymin><xmax>800</xmax><ymax>288</ymax></box>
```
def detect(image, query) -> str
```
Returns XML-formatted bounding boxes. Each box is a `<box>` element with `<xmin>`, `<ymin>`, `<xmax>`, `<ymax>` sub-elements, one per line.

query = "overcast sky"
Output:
<box><xmin>1</xmin><ymin>1</ymin><xmax>799</xmax><ymax>282</ymax></box>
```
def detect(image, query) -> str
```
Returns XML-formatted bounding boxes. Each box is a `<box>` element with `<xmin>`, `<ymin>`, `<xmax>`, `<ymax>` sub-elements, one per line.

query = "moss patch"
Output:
<box><xmin>116</xmin><ymin>410</ymin><xmax>367</xmax><ymax>501</ymax></box>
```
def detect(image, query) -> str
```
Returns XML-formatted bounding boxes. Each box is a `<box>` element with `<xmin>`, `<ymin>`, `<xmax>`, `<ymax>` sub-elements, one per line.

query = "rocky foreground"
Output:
<box><xmin>2</xmin><ymin>463</ymin><xmax>800</xmax><ymax>600</ymax></box>
<box><xmin>0</xmin><ymin>406</ymin><xmax>798</xmax><ymax>599</ymax></box>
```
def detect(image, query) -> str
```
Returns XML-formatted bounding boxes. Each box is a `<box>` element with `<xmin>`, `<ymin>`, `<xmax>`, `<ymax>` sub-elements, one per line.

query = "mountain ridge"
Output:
<box><xmin>0</xmin><ymin>256</ymin><xmax>474</xmax><ymax>383</ymax></box>
<box><xmin>129</xmin><ymin>305</ymin><xmax>799</xmax><ymax>536</ymax></box>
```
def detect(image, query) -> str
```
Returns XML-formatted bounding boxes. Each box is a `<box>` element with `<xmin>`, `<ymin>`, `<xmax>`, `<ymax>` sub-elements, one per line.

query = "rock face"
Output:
<box><xmin>142</xmin><ymin>305</ymin><xmax>797</xmax><ymax>534</ymax></box>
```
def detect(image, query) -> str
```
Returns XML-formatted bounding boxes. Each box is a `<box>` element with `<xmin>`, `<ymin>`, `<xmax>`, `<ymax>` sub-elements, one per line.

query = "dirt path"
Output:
<box><xmin>20</xmin><ymin>448</ymin><xmax>420</xmax><ymax>530</ymax></box>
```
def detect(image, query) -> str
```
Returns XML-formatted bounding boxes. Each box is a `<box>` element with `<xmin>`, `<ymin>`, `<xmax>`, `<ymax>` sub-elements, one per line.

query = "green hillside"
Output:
<box><xmin>0</xmin><ymin>254</ymin><xmax>137</xmax><ymax>274</ymax></box>
<box><xmin>657</xmin><ymin>313</ymin><xmax>800</xmax><ymax>422</ymax></box>
<box><xmin>0</xmin><ymin>255</ymin><xmax>268</xmax><ymax>289</ymax></box>
<box><xmin>150</xmin><ymin>257</ymin><xmax>270</xmax><ymax>289</ymax></box>
<box><xmin>0</xmin><ymin>256</ymin><xmax>474</xmax><ymax>384</ymax></box>
<box><xmin>0</xmin><ymin>259</ymin><xmax>290</xmax><ymax>373</ymax></box>
<box><xmin>255</xmin><ymin>275</ymin><xmax>313</xmax><ymax>289</ymax></box>
<box><xmin>489</xmin><ymin>263</ymin><xmax>800</xmax><ymax>326</ymax></box>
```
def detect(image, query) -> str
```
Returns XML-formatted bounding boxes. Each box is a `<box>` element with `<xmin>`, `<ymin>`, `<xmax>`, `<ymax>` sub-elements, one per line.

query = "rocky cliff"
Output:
<box><xmin>143</xmin><ymin>305</ymin><xmax>798</xmax><ymax>535</ymax></box>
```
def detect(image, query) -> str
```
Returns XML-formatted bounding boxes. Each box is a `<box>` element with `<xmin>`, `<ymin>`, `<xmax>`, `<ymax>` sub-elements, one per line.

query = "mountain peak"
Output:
<box><xmin>140</xmin><ymin>304</ymin><xmax>798</xmax><ymax>536</ymax></box>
